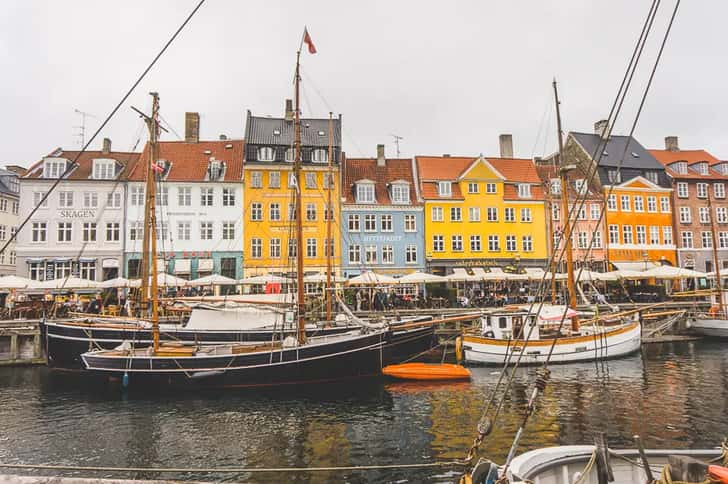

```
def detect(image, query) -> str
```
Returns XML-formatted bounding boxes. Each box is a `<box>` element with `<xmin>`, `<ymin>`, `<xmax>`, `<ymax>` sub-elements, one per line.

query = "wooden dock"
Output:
<box><xmin>0</xmin><ymin>320</ymin><xmax>45</xmax><ymax>366</ymax></box>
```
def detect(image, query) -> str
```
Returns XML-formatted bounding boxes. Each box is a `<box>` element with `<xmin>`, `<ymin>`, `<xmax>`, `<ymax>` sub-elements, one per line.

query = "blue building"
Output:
<box><xmin>341</xmin><ymin>145</ymin><xmax>425</xmax><ymax>277</ymax></box>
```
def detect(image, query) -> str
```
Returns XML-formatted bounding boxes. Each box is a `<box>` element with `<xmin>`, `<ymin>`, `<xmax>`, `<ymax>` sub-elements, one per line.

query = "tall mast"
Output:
<box><xmin>294</xmin><ymin>51</ymin><xmax>306</xmax><ymax>345</ymax></box>
<box><xmin>325</xmin><ymin>112</ymin><xmax>334</xmax><ymax>321</ymax></box>
<box><xmin>707</xmin><ymin>194</ymin><xmax>724</xmax><ymax>317</ymax></box>
<box><xmin>553</xmin><ymin>79</ymin><xmax>579</xmax><ymax>331</ymax></box>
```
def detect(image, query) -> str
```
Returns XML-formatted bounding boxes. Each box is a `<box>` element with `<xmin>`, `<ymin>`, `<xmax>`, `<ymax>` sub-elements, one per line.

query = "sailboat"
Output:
<box><xmin>457</xmin><ymin>81</ymin><xmax>642</xmax><ymax>365</ymax></box>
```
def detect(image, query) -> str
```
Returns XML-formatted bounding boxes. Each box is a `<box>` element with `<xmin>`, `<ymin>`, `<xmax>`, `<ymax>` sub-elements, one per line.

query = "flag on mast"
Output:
<box><xmin>303</xmin><ymin>27</ymin><xmax>316</xmax><ymax>54</ymax></box>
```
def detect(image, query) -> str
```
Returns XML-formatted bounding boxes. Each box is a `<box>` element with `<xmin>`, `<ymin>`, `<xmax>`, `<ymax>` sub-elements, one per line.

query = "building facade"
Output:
<box><xmin>341</xmin><ymin>145</ymin><xmax>424</xmax><ymax>277</ymax></box>
<box><xmin>570</xmin><ymin>123</ymin><xmax>677</xmax><ymax>268</ymax></box>
<box><xmin>650</xmin><ymin>136</ymin><xmax>728</xmax><ymax>272</ymax></box>
<box><xmin>17</xmin><ymin>140</ymin><xmax>138</xmax><ymax>281</ymax></box>
<box><xmin>0</xmin><ymin>168</ymin><xmax>22</xmax><ymax>275</ymax></box>
<box><xmin>242</xmin><ymin>101</ymin><xmax>341</xmax><ymax>276</ymax></box>
<box><xmin>124</xmin><ymin>114</ymin><xmax>244</xmax><ymax>280</ymax></box>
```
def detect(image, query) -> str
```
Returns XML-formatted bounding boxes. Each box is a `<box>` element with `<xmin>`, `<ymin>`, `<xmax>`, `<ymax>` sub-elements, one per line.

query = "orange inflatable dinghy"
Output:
<box><xmin>382</xmin><ymin>363</ymin><xmax>471</xmax><ymax>381</ymax></box>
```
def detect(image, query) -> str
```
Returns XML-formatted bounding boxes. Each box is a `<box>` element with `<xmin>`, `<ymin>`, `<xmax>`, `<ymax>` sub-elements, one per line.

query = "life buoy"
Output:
<box><xmin>455</xmin><ymin>336</ymin><xmax>463</xmax><ymax>363</ymax></box>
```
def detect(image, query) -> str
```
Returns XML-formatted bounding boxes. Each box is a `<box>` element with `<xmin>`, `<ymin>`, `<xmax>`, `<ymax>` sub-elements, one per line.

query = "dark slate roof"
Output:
<box><xmin>244</xmin><ymin>113</ymin><xmax>341</xmax><ymax>147</ymax></box>
<box><xmin>571</xmin><ymin>132</ymin><xmax>663</xmax><ymax>170</ymax></box>
<box><xmin>0</xmin><ymin>169</ymin><xmax>18</xmax><ymax>198</ymax></box>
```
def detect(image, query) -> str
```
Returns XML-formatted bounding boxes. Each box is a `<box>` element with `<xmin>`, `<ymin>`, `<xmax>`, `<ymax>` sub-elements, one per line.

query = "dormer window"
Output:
<box><xmin>285</xmin><ymin>148</ymin><xmax>294</xmax><ymax>163</ymax></box>
<box><xmin>673</xmin><ymin>161</ymin><xmax>688</xmax><ymax>174</ymax></box>
<box><xmin>550</xmin><ymin>178</ymin><xmax>561</xmax><ymax>195</ymax></box>
<box><xmin>356</xmin><ymin>182</ymin><xmax>375</xmax><ymax>203</ymax></box>
<box><xmin>517</xmin><ymin>184</ymin><xmax>531</xmax><ymax>198</ymax></box>
<box><xmin>43</xmin><ymin>159</ymin><xmax>67</xmax><ymax>179</ymax></box>
<box><xmin>92</xmin><ymin>159</ymin><xmax>116</xmax><ymax>180</ymax></box>
<box><xmin>437</xmin><ymin>181</ymin><xmax>452</xmax><ymax>197</ymax></box>
<box><xmin>390</xmin><ymin>183</ymin><xmax>410</xmax><ymax>204</ymax></box>
<box><xmin>312</xmin><ymin>149</ymin><xmax>328</xmax><ymax>163</ymax></box>
<box><xmin>574</xmin><ymin>178</ymin><xmax>587</xmax><ymax>195</ymax></box>
<box><xmin>258</xmin><ymin>147</ymin><xmax>274</xmax><ymax>162</ymax></box>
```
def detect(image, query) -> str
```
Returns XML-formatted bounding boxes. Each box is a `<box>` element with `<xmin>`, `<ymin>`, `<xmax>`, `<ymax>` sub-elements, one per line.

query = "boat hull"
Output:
<box><xmin>462</xmin><ymin>322</ymin><xmax>641</xmax><ymax>365</ymax></box>
<box><xmin>689</xmin><ymin>317</ymin><xmax>728</xmax><ymax>338</ymax></box>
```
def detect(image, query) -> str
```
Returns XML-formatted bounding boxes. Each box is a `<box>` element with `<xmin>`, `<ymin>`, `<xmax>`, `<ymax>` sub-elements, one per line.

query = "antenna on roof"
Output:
<box><xmin>74</xmin><ymin>109</ymin><xmax>98</xmax><ymax>148</ymax></box>
<box><xmin>390</xmin><ymin>133</ymin><xmax>403</xmax><ymax>158</ymax></box>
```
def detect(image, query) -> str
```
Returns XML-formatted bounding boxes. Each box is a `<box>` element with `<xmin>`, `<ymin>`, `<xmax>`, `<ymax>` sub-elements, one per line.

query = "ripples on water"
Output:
<box><xmin>0</xmin><ymin>340</ymin><xmax>726</xmax><ymax>482</ymax></box>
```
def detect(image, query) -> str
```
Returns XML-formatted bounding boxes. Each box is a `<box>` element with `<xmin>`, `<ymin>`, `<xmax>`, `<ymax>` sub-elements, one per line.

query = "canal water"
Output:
<box><xmin>0</xmin><ymin>340</ymin><xmax>726</xmax><ymax>483</ymax></box>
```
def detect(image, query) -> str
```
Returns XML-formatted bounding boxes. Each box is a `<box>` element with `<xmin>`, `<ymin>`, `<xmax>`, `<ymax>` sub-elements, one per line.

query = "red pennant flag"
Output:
<box><xmin>303</xmin><ymin>28</ymin><xmax>316</xmax><ymax>54</ymax></box>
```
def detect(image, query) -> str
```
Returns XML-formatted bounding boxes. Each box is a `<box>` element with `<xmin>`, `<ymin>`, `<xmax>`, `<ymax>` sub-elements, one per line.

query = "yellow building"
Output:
<box><xmin>415</xmin><ymin>154</ymin><xmax>548</xmax><ymax>275</ymax></box>
<box><xmin>243</xmin><ymin>106</ymin><xmax>341</xmax><ymax>276</ymax></box>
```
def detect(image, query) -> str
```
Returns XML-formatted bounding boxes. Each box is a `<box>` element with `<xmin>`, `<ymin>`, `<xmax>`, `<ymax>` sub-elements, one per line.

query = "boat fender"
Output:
<box><xmin>455</xmin><ymin>336</ymin><xmax>463</xmax><ymax>363</ymax></box>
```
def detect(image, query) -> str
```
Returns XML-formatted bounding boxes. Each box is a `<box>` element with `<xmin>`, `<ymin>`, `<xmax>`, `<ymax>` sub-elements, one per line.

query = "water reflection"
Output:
<box><xmin>0</xmin><ymin>341</ymin><xmax>726</xmax><ymax>482</ymax></box>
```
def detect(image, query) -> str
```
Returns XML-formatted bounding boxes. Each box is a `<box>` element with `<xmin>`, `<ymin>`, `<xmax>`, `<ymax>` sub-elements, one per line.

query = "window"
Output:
<box><xmin>506</xmin><ymin>235</ymin><xmax>517</xmax><ymax>251</ymax></box>
<box><xmin>607</xmin><ymin>194</ymin><xmax>617</xmax><ymax>211</ymax></box>
<box><xmin>607</xmin><ymin>169</ymin><xmax>621</xmax><ymax>183</ymax></box>
<box><xmin>522</xmin><ymin>235</ymin><xmax>533</xmax><ymax>252</ymax></box>
<box><xmin>250</xmin><ymin>171</ymin><xmax>263</xmax><ymax>188</ymax></box>
<box><xmin>269</xmin><ymin>203</ymin><xmax>281</xmax><ymax>221</ymax></box>
<box><xmin>504</xmin><ymin>207</ymin><xmax>515</xmax><ymax>222</ymax></box>
<box><xmin>715</xmin><ymin>183</ymin><xmax>726</xmax><ymax>199</ymax></box>
<box><xmin>177</xmin><ymin>221</ymin><xmax>191</xmax><ymax>241</ymax></box>
<box><xmin>550</xmin><ymin>178</ymin><xmax>561</xmax><ymax>195</ymax></box>
<box><xmin>647</xmin><ymin>196</ymin><xmax>657</xmax><ymax>213</ymax></box>
<box><xmin>520</xmin><ymin>208</ymin><xmax>532</xmax><ymax>222</ymax></box>
<box><xmin>660</xmin><ymin>196</ymin><xmax>671</xmax><ymax>213</ymax></box>
<box><xmin>552</xmin><ymin>204</ymin><xmax>560</xmax><ymax>221</ymax></box>
<box><xmin>699</xmin><ymin>207</ymin><xmax>710</xmax><ymax>224</ymax></box>
<box><xmin>674</xmin><ymin>162</ymin><xmax>688</xmax><ymax>174</ymax></box>
<box><xmin>155</xmin><ymin>187</ymin><xmax>168</xmax><ymax>206</ymax></box>
<box><xmin>405</xmin><ymin>245</ymin><xmax>417</xmax><ymax>263</ymax></box>
<box><xmin>717</xmin><ymin>207</ymin><xmax>728</xmax><ymax>224</ymax></box>
<box><xmin>404</xmin><ymin>214</ymin><xmax>416</xmax><ymax>232</ymax></box>
<box><xmin>645</xmin><ymin>171</ymin><xmax>659</xmax><ymax>184</ymax></box>
<box><xmin>391</xmin><ymin>184</ymin><xmax>410</xmax><ymax>204</ymax></box>
<box><xmin>29</xmin><ymin>262</ymin><xmax>44</xmax><ymax>281</ymax></box>
<box><xmin>306</xmin><ymin>203</ymin><xmax>317</xmax><ymax>221</ymax></box>
<box><xmin>288</xmin><ymin>239</ymin><xmax>297</xmax><ymax>258</ymax></box>
<box><xmin>348</xmin><ymin>214</ymin><xmax>360</xmax><ymax>232</ymax></box>
<box><xmin>200</xmin><ymin>222</ymin><xmax>213</xmax><ymax>240</ymax></box>
<box><xmin>697</xmin><ymin>183</ymin><xmax>708</xmax><ymax>199</ymax></box>
<box><xmin>608</xmin><ymin>224</ymin><xmax>619</xmax><ymax>245</ymax></box>
<box><xmin>663</xmin><ymin>226</ymin><xmax>673</xmax><ymax>245</ymax></box>
<box><xmin>251</xmin><ymin>238</ymin><xmax>262</xmax><ymax>258</ymax></box>
<box><xmin>106</xmin><ymin>191</ymin><xmax>121</xmax><ymax>208</ymax></box>
<box><xmin>200</xmin><ymin>187</ymin><xmax>213</xmax><ymax>206</ymax></box>
<box><xmin>578</xmin><ymin>232</ymin><xmax>588</xmax><ymax>249</ymax></box>
<box><xmin>469</xmin><ymin>207</ymin><xmax>480</xmax><ymax>222</ymax></box>
<box><xmin>382</xmin><ymin>245</ymin><xmax>394</xmax><ymax>264</ymax></box>
<box><xmin>433</xmin><ymin>235</ymin><xmax>444</xmax><ymax>252</ymax></box>
<box><xmin>636</xmin><ymin>225</ymin><xmax>646</xmax><ymax>245</ymax></box>
<box><xmin>487</xmin><ymin>207</ymin><xmax>498</xmax><ymax>222</ymax></box>
<box><xmin>381</xmin><ymin>214</ymin><xmax>393</xmax><ymax>232</ymax></box>
<box><xmin>468</xmin><ymin>182</ymin><xmax>479</xmax><ymax>194</ymax></box>
<box><xmin>43</xmin><ymin>160</ymin><xmax>66</xmax><ymax>178</ymax></box>
<box><xmin>592</xmin><ymin>231</ymin><xmax>602</xmax><ymax>248</ymax></box>
<box><xmin>451</xmin><ymin>235</ymin><xmax>463</xmax><ymax>252</ymax></box>
<box><xmin>59</xmin><ymin>191</ymin><xmax>73</xmax><ymax>208</ymax></box>
<box><xmin>365</xmin><ymin>245</ymin><xmax>377</xmax><ymax>263</ymax></box>
<box><xmin>348</xmin><ymin>244</ymin><xmax>361</xmax><ymax>263</ymax></box>
<box><xmin>250</xmin><ymin>203</ymin><xmax>262</xmax><ymax>221</ymax></box>
<box><xmin>55</xmin><ymin>261</ymin><xmax>71</xmax><ymax>280</ymax></box>
<box><xmin>622</xmin><ymin>225</ymin><xmax>633</xmax><ymax>244</ymax></box>
<box><xmin>590</xmin><ymin>204</ymin><xmax>601</xmax><ymax>220</ymax></box>
<box><xmin>57</xmin><ymin>222</ymin><xmax>72</xmax><ymax>242</ymax></box>
<box><xmin>634</xmin><ymin>196</ymin><xmax>644</xmax><ymax>212</ymax></box>
<box><xmin>82</xmin><ymin>222</ymin><xmax>97</xmax><ymax>242</ymax></box>
<box><xmin>486</xmin><ymin>183</ymin><xmax>496</xmax><ymax>194</ymax></box>
<box><xmin>129</xmin><ymin>222</ymin><xmax>143</xmax><ymax>241</ymax></box>
<box><xmin>364</xmin><ymin>214</ymin><xmax>376</xmax><ymax>231</ymax></box>
<box><xmin>258</xmin><ymin>147</ymin><xmax>274</xmax><ymax>162</ymax></box>
<box><xmin>438</xmin><ymin>181</ymin><xmax>452</xmax><ymax>197</ymax></box>
<box><xmin>574</xmin><ymin>179</ymin><xmax>588</xmax><ymax>195</ymax></box>
<box><xmin>304</xmin><ymin>173</ymin><xmax>317</xmax><ymax>189</ymax></box>
<box><xmin>681</xmin><ymin>231</ymin><xmax>693</xmax><ymax>248</ymax></box>
<box><xmin>306</xmin><ymin>238</ymin><xmax>317</xmax><ymax>258</ymax></box>
<box><xmin>432</xmin><ymin>206</ymin><xmax>444</xmax><ymax>222</ymax></box>
<box><xmin>620</xmin><ymin>195</ymin><xmax>630</xmax><ymax>211</ymax></box>
<box><xmin>222</xmin><ymin>222</ymin><xmax>235</xmax><ymax>240</ymax></box>
<box><xmin>679</xmin><ymin>207</ymin><xmax>691</xmax><ymax>223</ymax></box>
<box><xmin>312</xmin><ymin>149</ymin><xmax>328</xmax><ymax>163</ymax></box>
<box><xmin>517</xmin><ymin>184</ymin><xmax>531</xmax><ymax>198</ymax></box>
<box><xmin>649</xmin><ymin>226</ymin><xmax>660</xmax><ymax>245</ymax></box>
<box><xmin>676</xmin><ymin>182</ymin><xmax>688</xmax><ymax>198</ymax></box>
<box><xmin>450</xmin><ymin>207</ymin><xmax>462</xmax><ymax>222</ymax></box>
<box><xmin>222</xmin><ymin>188</ymin><xmax>235</xmax><ymax>206</ymax></box>
<box><xmin>488</xmin><ymin>235</ymin><xmax>500</xmax><ymax>252</ymax></box>
<box><xmin>702</xmin><ymin>231</ymin><xmax>713</xmax><ymax>248</ymax></box>
<box><xmin>270</xmin><ymin>238</ymin><xmax>281</xmax><ymax>258</ymax></box>
<box><xmin>356</xmin><ymin>183</ymin><xmax>375</xmax><ymax>203</ymax></box>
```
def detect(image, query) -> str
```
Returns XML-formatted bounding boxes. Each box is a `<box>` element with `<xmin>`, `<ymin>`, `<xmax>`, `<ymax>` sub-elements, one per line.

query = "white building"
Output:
<box><xmin>0</xmin><ymin>167</ymin><xmax>23</xmax><ymax>275</ymax></box>
<box><xmin>16</xmin><ymin>139</ymin><xmax>138</xmax><ymax>281</ymax></box>
<box><xmin>123</xmin><ymin>113</ymin><xmax>244</xmax><ymax>280</ymax></box>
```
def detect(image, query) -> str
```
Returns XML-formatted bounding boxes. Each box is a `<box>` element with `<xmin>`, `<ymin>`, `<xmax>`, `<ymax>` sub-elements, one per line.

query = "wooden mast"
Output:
<box><xmin>707</xmin><ymin>193</ymin><xmax>725</xmax><ymax>317</ymax></box>
<box><xmin>325</xmin><ymin>112</ymin><xmax>334</xmax><ymax>321</ymax></box>
<box><xmin>294</xmin><ymin>50</ymin><xmax>306</xmax><ymax>345</ymax></box>
<box><xmin>553</xmin><ymin>79</ymin><xmax>579</xmax><ymax>331</ymax></box>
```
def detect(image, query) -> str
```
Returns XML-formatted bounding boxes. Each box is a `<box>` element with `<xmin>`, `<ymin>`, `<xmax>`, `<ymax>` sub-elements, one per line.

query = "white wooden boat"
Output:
<box><xmin>459</xmin><ymin>305</ymin><xmax>641</xmax><ymax>365</ymax></box>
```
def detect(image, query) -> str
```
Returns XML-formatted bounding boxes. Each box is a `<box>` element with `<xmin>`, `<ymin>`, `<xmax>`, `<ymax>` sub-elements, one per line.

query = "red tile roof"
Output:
<box><xmin>342</xmin><ymin>158</ymin><xmax>421</xmax><ymax>205</ymax></box>
<box><xmin>649</xmin><ymin>149</ymin><xmax>728</xmax><ymax>180</ymax></box>
<box><xmin>24</xmin><ymin>150</ymin><xmax>140</xmax><ymax>180</ymax></box>
<box><xmin>127</xmin><ymin>140</ymin><xmax>244</xmax><ymax>182</ymax></box>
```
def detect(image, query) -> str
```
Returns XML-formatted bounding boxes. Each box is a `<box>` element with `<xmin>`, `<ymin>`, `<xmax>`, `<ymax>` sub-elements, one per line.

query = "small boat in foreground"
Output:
<box><xmin>382</xmin><ymin>362</ymin><xmax>471</xmax><ymax>381</ymax></box>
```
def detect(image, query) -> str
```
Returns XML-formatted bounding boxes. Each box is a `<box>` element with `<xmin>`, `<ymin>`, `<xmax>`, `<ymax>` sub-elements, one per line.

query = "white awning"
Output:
<box><xmin>102</xmin><ymin>258</ymin><xmax>119</xmax><ymax>268</ymax></box>
<box><xmin>198</xmin><ymin>258</ymin><xmax>214</xmax><ymax>272</ymax></box>
<box><xmin>611</xmin><ymin>261</ymin><xmax>659</xmax><ymax>272</ymax></box>
<box><xmin>174</xmin><ymin>259</ymin><xmax>191</xmax><ymax>274</ymax></box>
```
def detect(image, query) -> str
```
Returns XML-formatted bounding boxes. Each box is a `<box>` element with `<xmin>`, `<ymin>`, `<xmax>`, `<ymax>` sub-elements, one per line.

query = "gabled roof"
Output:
<box><xmin>571</xmin><ymin>132</ymin><xmax>663</xmax><ymax>170</ymax></box>
<box><xmin>649</xmin><ymin>148</ymin><xmax>728</xmax><ymax>180</ymax></box>
<box><xmin>24</xmin><ymin>149</ymin><xmax>140</xmax><ymax>180</ymax></box>
<box><xmin>127</xmin><ymin>140</ymin><xmax>244</xmax><ymax>182</ymax></box>
<box><xmin>244</xmin><ymin>113</ymin><xmax>341</xmax><ymax>147</ymax></box>
<box><xmin>342</xmin><ymin>158</ymin><xmax>421</xmax><ymax>205</ymax></box>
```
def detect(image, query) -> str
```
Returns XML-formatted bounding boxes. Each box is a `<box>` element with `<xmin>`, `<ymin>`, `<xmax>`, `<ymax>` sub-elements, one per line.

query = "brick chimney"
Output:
<box><xmin>377</xmin><ymin>144</ymin><xmax>386</xmax><ymax>167</ymax></box>
<box><xmin>665</xmin><ymin>136</ymin><xmax>679</xmax><ymax>152</ymax></box>
<box><xmin>102</xmin><ymin>137</ymin><xmax>111</xmax><ymax>154</ymax></box>
<box><xmin>499</xmin><ymin>134</ymin><xmax>514</xmax><ymax>158</ymax></box>
<box><xmin>185</xmin><ymin>112</ymin><xmax>200</xmax><ymax>143</ymax></box>
<box><xmin>594</xmin><ymin>119</ymin><xmax>609</xmax><ymax>140</ymax></box>
<box><xmin>285</xmin><ymin>99</ymin><xmax>294</xmax><ymax>121</ymax></box>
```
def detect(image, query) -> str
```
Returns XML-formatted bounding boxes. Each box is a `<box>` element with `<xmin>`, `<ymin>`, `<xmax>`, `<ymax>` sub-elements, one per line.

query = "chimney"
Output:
<box><xmin>185</xmin><ymin>112</ymin><xmax>200</xmax><ymax>143</ymax></box>
<box><xmin>102</xmin><ymin>138</ymin><xmax>111</xmax><ymax>154</ymax></box>
<box><xmin>376</xmin><ymin>144</ymin><xmax>386</xmax><ymax>167</ymax></box>
<box><xmin>285</xmin><ymin>99</ymin><xmax>294</xmax><ymax>121</ymax></box>
<box><xmin>594</xmin><ymin>119</ymin><xmax>609</xmax><ymax>140</ymax></box>
<box><xmin>499</xmin><ymin>134</ymin><xmax>514</xmax><ymax>158</ymax></box>
<box><xmin>665</xmin><ymin>136</ymin><xmax>679</xmax><ymax>152</ymax></box>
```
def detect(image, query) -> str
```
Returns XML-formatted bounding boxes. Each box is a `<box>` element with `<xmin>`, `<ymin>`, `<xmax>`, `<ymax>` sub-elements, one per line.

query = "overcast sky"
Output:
<box><xmin>1</xmin><ymin>0</ymin><xmax>724</xmax><ymax>166</ymax></box>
